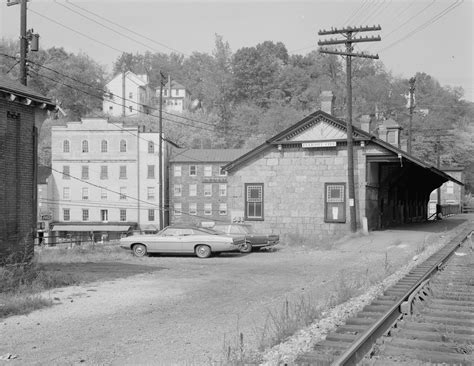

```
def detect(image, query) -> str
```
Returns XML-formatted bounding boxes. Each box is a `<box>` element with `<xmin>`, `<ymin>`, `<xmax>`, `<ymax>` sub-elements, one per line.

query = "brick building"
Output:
<box><xmin>168</xmin><ymin>149</ymin><xmax>248</xmax><ymax>225</ymax></box>
<box><xmin>49</xmin><ymin>118</ymin><xmax>171</xmax><ymax>241</ymax></box>
<box><xmin>0</xmin><ymin>76</ymin><xmax>56</xmax><ymax>261</ymax></box>
<box><xmin>223</xmin><ymin>110</ymin><xmax>462</xmax><ymax>241</ymax></box>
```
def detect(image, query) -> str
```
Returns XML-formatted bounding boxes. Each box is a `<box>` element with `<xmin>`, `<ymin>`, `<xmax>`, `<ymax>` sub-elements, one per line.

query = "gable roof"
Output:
<box><xmin>223</xmin><ymin>110</ymin><xmax>462</xmax><ymax>185</ymax></box>
<box><xmin>0</xmin><ymin>75</ymin><xmax>56</xmax><ymax>110</ymax></box>
<box><xmin>165</xmin><ymin>80</ymin><xmax>186</xmax><ymax>90</ymax></box>
<box><xmin>170</xmin><ymin>149</ymin><xmax>250</xmax><ymax>163</ymax></box>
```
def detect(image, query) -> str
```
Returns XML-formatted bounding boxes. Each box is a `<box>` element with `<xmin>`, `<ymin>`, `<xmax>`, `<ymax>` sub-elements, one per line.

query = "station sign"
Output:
<box><xmin>302</xmin><ymin>141</ymin><xmax>337</xmax><ymax>148</ymax></box>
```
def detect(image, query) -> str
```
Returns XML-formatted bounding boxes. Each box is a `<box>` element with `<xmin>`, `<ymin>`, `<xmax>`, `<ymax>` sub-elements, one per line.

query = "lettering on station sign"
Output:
<box><xmin>302</xmin><ymin>141</ymin><xmax>337</xmax><ymax>148</ymax></box>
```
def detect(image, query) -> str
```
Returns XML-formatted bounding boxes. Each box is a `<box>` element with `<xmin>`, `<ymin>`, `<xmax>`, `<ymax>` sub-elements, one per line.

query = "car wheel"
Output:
<box><xmin>195</xmin><ymin>245</ymin><xmax>211</xmax><ymax>258</ymax></box>
<box><xmin>240</xmin><ymin>241</ymin><xmax>252</xmax><ymax>253</ymax></box>
<box><xmin>132</xmin><ymin>244</ymin><xmax>147</xmax><ymax>257</ymax></box>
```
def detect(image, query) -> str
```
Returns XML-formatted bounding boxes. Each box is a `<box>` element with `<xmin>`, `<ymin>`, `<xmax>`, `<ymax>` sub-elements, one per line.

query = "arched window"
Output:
<box><xmin>101</xmin><ymin>140</ymin><xmax>108</xmax><ymax>153</ymax></box>
<box><xmin>63</xmin><ymin>140</ymin><xmax>70</xmax><ymax>153</ymax></box>
<box><xmin>82</xmin><ymin>140</ymin><xmax>89</xmax><ymax>153</ymax></box>
<box><xmin>120</xmin><ymin>139</ymin><xmax>127</xmax><ymax>152</ymax></box>
<box><xmin>148</xmin><ymin>141</ymin><xmax>154</xmax><ymax>154</ymax></box>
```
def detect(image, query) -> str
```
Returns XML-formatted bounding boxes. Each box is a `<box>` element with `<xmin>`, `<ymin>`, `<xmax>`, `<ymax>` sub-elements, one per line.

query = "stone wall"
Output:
<box><xmin>227</xmin><ymin>144</ymin><xmax>367</xmax><ymax>242</ymax></box>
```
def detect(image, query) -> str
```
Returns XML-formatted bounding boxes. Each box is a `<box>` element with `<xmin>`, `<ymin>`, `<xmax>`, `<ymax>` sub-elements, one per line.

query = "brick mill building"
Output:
<box><xmin>49</xmin><ymin>118</ymin><xmax>172</xmax><ymax>241</ymax></box>
<box><xmin>168</xmin><ymin>149</ymin><xmax>248</xmax><ymax>225</ymax></box>
<box><xmin>0</xmin><ymin>76</ymin><xmax>56</xmax><ymax>261</ymax></box>
<box><xmin>223</xmin><ymin>109</ymin><xmax>462</xmax><ymax>241</ymax></box>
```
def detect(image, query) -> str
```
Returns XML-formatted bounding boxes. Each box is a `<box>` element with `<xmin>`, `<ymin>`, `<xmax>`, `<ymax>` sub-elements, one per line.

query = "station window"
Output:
<box><xmin>324</xmin><ymin>183</ymin><xmax>346</xmax><ymax>223</ymax></box>
<box><xmin>245</xmin><ymin>183</ymin><xmax>263</xmax><ymax>220</ymax></box>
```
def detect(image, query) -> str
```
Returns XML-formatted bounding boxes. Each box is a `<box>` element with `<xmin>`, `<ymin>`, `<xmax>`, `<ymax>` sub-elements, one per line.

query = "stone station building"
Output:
<box><xmin>223</xmin><ymin>110</ymin><xmax>462</xmax><ymax>241</ymax></box>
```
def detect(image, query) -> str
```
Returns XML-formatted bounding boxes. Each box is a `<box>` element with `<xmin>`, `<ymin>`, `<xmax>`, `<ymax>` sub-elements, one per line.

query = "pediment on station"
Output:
<box><xmin>285</xmin><ymin>118</ymin><xmax>347</xmax><ymax>142</ymax></box>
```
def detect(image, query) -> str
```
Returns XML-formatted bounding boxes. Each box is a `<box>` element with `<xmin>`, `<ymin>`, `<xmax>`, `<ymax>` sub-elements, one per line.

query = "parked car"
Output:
<box><xmin>120</xmin><ymin>225</ymin><xmax>245</xmax><ymax>258</ymax></box>
<box><xmin>212</xmin><ymin>223</ymin><xmax>279</xmax><ymax>253</ymax></box>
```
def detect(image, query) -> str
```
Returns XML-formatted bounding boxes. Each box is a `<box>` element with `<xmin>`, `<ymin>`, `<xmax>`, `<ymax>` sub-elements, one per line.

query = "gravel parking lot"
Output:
<box><xmin>0</xmin><ymin>217</ymin><xmax>471</xmax><ymax>365</ymax></box>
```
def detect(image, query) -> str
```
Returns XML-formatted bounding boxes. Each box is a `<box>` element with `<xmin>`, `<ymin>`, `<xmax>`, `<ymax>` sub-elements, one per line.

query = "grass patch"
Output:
<box><xmin>0</xmin><ymin>256</ymin><xmax>80</xmax><ymax>319</ymax></box>
<box><xmin>1</xmin><ymin>243</ymin><xmax>156</xmax><ymax>320</ymax></box>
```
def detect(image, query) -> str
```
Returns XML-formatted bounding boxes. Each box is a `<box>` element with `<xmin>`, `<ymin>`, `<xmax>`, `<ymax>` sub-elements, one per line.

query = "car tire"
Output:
<box><xmin>240</xmin><ymin>241</ymin><xmax>252</xmax><ymax>253</ymax></box>
<box><xmin>132</xmin><ymin>244</ymin><xmax>147</xmax><ymax>257</ymax></box>
<box><xmin>195</xmin><ymin>245</ymin><xmax>211</xmax><ymax>258</ymax></box>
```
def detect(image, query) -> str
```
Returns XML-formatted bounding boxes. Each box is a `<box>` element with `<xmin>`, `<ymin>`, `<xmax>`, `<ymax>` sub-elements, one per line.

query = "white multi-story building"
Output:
<box><xmin>161</xmin><ymin>80</ymin><xmax>191</xmax><ymax>113</ymax></box>
<box><xmin>103</xmin><ymin>71</ymin><xmax>155</xmax><ymax>117</ymax></box>
<box><xmin>49</xmin><ymin>118</ymin><xmax>169</xmax><ymax>241</ymax></box>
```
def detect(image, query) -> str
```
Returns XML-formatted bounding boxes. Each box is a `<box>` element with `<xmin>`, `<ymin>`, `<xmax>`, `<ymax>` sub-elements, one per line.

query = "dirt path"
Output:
<box><xmin>0</xmin><ymin>218</ymin><xmax>470</xmax><ymax>365</ymax></box>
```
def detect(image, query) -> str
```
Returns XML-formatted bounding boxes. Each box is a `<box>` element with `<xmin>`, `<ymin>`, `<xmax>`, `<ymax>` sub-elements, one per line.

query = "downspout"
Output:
<box><xmin>137</xmin><ymin>129</ymin><xmax>141</xmax><ymax>230</ymax></box>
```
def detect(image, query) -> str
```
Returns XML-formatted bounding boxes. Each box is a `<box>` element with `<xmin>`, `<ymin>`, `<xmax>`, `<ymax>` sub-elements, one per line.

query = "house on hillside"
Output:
<box><xmin>168</xmin><ymin>149</ymin><xmax>249</xmax><ymax>225</ymax></box>
<box><xmin>223</xmin><ymin>98</ymin><xmax>462</xmax><ymax>241</ymax></box>
<box><xmin>49</xmin><ymin>118</ymin><xmax>174</xmax><ymax>242</ymax></box>
<box><xmin>161</xmin><ymin>80</ymin><xmax>191</xmax><ymax>113</ymax></box>
<box><xmin>0</xmin><ymin>76</ymin><xmax>56</xmax><ymax>261</ymax></box>
<box><xmin>103</xmin><ymin>71</ymin><xmax>155</xmax><ymax>117</ymax></box>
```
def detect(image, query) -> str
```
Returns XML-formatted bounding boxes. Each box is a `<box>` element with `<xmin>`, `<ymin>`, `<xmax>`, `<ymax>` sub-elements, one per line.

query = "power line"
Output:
<box><xmin>378</xmin><ymin>0</ymin><xmax>462</xmax><ymax>52</ymax></box>
<box><xmin>29</xmin><ymin>8</ymin><xmax>126</xmax><ymax>54</ymax></box>
<box><xmin>64</xmin><ymin>0</ymin><xmax>186</xmax><ymax>56</ymax></box>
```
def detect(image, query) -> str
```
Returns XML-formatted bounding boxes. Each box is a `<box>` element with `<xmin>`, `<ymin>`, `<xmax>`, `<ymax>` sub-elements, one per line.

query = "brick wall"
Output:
<box><xmin>227</xmin><ymin>145</ymin><xmax>367</xmax><ymax>242</ymax></box>
<box><xmin>169</xmin><ymin>162</ymin><xmax>231</xmax><ymax>225</ymax></box>
<box><xmin>0</xmin><ymin>100</ymin><xmax>37</xmax><ymax>262</ymax></box>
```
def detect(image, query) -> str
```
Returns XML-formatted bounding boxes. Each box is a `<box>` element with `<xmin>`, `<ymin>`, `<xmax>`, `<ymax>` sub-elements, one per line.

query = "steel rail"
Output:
<box><xmin>330</xmin><ymin>229</ymin><xmax>472</xmax><ymax>366</ymax></box>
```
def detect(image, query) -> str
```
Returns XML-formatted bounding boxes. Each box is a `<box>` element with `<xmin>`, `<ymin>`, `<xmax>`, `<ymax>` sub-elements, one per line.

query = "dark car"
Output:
<box><xmin>213</xmin><ymin>223</ymin><xmax>279</xmax><ymax>253</ymax></box>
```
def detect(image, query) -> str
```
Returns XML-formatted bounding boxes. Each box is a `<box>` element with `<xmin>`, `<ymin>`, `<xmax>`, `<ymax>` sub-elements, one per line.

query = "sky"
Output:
<box><xmin>1</xmin><ymin>0</ymin><xmax>473</xmax><ymax>101</ymax></box>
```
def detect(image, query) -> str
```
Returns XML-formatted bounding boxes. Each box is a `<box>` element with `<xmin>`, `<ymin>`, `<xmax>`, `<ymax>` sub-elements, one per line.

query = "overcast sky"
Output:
<box><xmin>1</xmin><ymin>0</ymin><xmax>473</xmax><ymax>101</ymax></box>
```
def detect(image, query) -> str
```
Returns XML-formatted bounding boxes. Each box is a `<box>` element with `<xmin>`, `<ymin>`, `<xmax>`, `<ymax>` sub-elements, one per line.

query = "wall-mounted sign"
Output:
<box><xmin>302</xmin><ymin>141</ymin><xmax>337</xmax><ymax>148</ymax></box>
<box><xmin>202</xmin><ymin>177</ymin><xmax>227</xmax><ymax>183</ymax></box>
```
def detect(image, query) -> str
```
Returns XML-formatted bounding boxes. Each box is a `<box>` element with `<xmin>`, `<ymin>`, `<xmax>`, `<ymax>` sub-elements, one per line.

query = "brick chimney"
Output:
<box><xmin>320</xmin><ymin>91</ymin><xmax>335</xmax><ymax>115</ymax></box>
<box><xmin>360</xmin><ymin>115</ymin><xmax>372</xmax><ymax>133</ymax></box>
<box><xmin>377</xmin><ymin>118</ymin><xmax>402</xmax><ymax>148</ymax></box>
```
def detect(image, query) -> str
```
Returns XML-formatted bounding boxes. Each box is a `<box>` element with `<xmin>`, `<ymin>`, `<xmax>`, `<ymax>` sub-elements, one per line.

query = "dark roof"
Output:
<box><xmin>0</xmin><ymin>75</ymin><xmax>56</xmax><ymax>109</ymax></box>
<box><xmin>223</xmin><ymin>110</ymin><xmax>463</xmax><ymax>186</ymax></box>
<box><xmin>170</xmin><ymin>149</ymin><xmax>249</xmax><ymax>163</ymax></box>
<box><xmin>37</xmin><ymin>165</ymin><xmax>51</xmax><ymax>184</ymax></box>
<box><xmin>165</xmin><ymin>80</ymin><xmax>186</xmax><ymax>90</ymax></box>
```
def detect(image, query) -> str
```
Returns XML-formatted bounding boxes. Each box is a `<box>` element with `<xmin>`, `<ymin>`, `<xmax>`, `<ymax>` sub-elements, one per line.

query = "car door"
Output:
<box><xmin>153</xmin><ymin>228</ymin><xmax>184</xmax><ymax>253</ymax></box>
<box><xmin>178</xmin><ymin>228</ymin><xmax>198</xmax><ymax>253</ymax></box>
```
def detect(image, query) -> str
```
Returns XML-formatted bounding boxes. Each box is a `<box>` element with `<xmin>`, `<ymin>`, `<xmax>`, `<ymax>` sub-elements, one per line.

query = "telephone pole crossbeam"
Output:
<box><xmin>318</xmin><ymin>25</ymin><xmax>381</xmax><ymax>233</ymax></box>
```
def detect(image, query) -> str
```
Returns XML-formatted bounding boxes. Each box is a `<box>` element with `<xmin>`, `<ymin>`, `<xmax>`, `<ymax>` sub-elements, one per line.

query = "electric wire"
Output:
<box><xmin>29</xmin><ymin>8</ymin><xmax>126</xmax><ymax>54</ymax></box>
<box><xmin>377</xmin><ymin>0</ymin><xmax>463</xmax><ymax>52</ymax></box>
<box><xmin>64</xmin><ymin>0</ymin><xmax>186</xmax><ymax>56</ymax></box>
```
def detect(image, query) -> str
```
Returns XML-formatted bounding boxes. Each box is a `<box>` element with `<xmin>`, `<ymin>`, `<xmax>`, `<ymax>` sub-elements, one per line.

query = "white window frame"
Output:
<box><xmin>82</xmin><ymin>187</ymin><xmax>89</xmax><ymax>200</ymax></box>
<box><xmin>82</xmin><ymin>209</ymin><xmax>89</xmax><ymax>222</ymax></box>
<box><xmin>119</xmin><ymin>165</ymin><xmax>127</xmax><ymax>179</ymax></box>
<box><xmin>62</xmin><ymin>165</ymin><xmax>70</xmax><ymax>179</ymax></box>
<box><xmin>174</xmin><ymin>184</ymin><xmax>182</xmax><ymax>197</ymax></box>
<box><xmin>219</xmin><ymin>203</ymin><xmax>227</xmax><ymax>216</ymax></box>
<box><xmin>120</xmin><ymin>209</ymin><xmax>127</xmax><ymax>222</ymax></box>
<box><xmin>204</xmin><ymin>165</ymin><xmax>212</xmax><ymax>177</ymax></box>
<box><xmin>147</xmin><ymin>187</ymin><xmax>155</xmax><ymax>200</ymax></box>
<box><xmin>81</xmin><ymin>165</ymin><xmax>89</xmax><ymax>180</ymax></box>
<box><xmin>189</xmin><ymin>203</ymin><xmax>197</xmax><ymax>216</ymax></box>
<box><xmin>189</xmin><ymin>184</ymin><xmax>197</xmax><ymax>197</ymax></box>
<box><xmin>219</xmin><ymin>184</ymin><xmax>227</xmax><ymax>197</ymax></box>
<box><xmin>174</xmin><ymin>203</ymin><xmax>182</xmax><ymax>216</ymax></box>
<box><xmin>63</xmin><ymin>208</ymin><xmax>70</xmax><ymax>221</ymax></box>
<box><xmin>204</xmin><ymin>203</ymin><xmax>212</xmax><ymax>215</ymax></box>
<box><xmin>63</xmin><ymin>187</ymin><xmax>70</xmax><ymax>200</ymax></box>
<box><xmin>189</xmin><ymin>165</ymin><xmax>197</xmax><ymax>176</ymax></box>
<box><xmin>204</xmin><ymin>184</ymin><xmax>212</xmax><ymax>197</ymax></box>
<box><xmin>120</xmin><ymin>187</ymin><xmax>127</xmax><ymax>200</ymax></box>
<box><xmin>174</xmin><ymin>165</ymin><xmax>182</xmax><ymax>177</ymax></box>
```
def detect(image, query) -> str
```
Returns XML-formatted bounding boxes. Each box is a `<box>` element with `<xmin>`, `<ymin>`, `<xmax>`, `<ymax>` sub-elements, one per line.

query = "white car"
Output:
<box><xmin>120</xmin><ymin>225</ymin><xmax>245</xmax><ymax>258</ymax></box>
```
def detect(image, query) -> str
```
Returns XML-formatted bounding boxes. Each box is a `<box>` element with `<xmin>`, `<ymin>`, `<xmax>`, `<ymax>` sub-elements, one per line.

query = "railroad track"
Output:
<box><xmin>295</xmin><ymin>229</ymin><xmax>473</xmax><ymax>366</ymax></box>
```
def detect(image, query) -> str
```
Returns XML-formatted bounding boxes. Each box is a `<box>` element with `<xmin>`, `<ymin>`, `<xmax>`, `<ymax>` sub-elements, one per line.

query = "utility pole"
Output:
<box><xmin>415</xmin><ymin>127</ymin><xmax>454</xmax><ymax>219</ymax></box>
<box><xmin>121</xmin><ymin>66</ymin><xmax>126</xmax><ymax>117</ymax></box>
<box><xmin>158</xmin><ymin>71</ymin><xmax>166</xmax><ymax>230</ymax></box>
<box><xmin>8</xmin><ymin>0</ymin><xmax>39</xmax><ymax>86</ymax></box>
<box><xmin>318</xmin><ymin>25</ymin><xmax>381</xmax><ymax>232</ymax></box>
<box><xmin>407</xmin><ymin>76</ymin><xmax>416</xmax><ymax>154</ymax></box>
